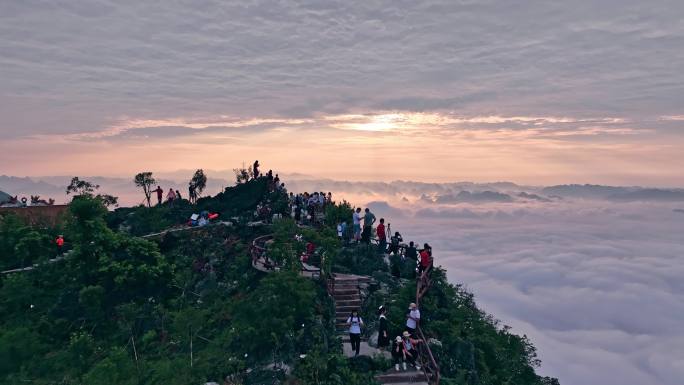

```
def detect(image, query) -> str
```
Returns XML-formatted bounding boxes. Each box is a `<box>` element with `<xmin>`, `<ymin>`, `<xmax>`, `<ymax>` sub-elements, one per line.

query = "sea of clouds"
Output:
<box><xmin>287</xmin><ymin>180</ymin><xmax>684</xmax><ymax>385</ymax></box>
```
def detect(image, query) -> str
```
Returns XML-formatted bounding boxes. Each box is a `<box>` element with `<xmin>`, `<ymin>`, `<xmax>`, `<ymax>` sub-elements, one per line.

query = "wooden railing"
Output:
<box><xmin>250</xmin><ymin>234</ymin><xmax>276</xmax><ymax>271</ymax></box>
<box><xmin>415</xmin><ymin>263</ymin><xmax>441</xmax><ymax>385</ymax></box>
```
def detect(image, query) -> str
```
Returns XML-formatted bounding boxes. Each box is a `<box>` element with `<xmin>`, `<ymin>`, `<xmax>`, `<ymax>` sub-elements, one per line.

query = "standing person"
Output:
<box><xmin>294</xmin><ymin>205</ymin><xmax>302</xmax><ymax>223</ymax></box>
<box><xmin>401</xmin><ymin>331</ymin><xmax>422</xmax><ymax>370</ymax></box>
<box><xmin>405</xmin><ymin>303</ymin><xmax>421</xmax><ymax>336</ymax></box>
<box><xmin>341</xmin><ymin>220</ymin><xmax>348</xmax><ymax>244</ymax></box>
<box><xmin>377</xmin><ymin>306</ymin><xmax>390</xmax><ymax>350</ymax></box>
<box><xmin>337</xmin><ymin>221</ymin><xmax>347</xmax><ymax>243</ymax></box>
<box><xmin>405</xmin><ymin>241</ymin><xmax>418</xmax><ymax>260</ymax></box>
<box><xmin>352</xmin><ymin>208</ymin><xmax>362</xmax><ymax>243</ymax></box>
<box><xmin>389</xmin><ymin>232</ymin><xmax>403</xmax><ymax>256</ymax></box>
<box><xmin>175</xmin><ymin>189</ymin><xmax>182</xmax><ymax>201</ymax></box>
<box><xmin>376</xmin><ymin>218</ymin><xmax>387</xmax><ymax>254</ymax></box>
<box><xmin>188</xmin><ymin>183</ymin><xmax>196</xmax><ymax>204</ymax></box>
<box><xmin>153</xmin><ymin>186</ymin><xmax>163</xmax><ymax>205</ymax></box>
<box><xmin>346</xmin><ymin>309</ymin><xmax>364</xmax><ymax>357</ymax></box>
<box><xmin>253</xmin><ymin>160</ymin><xmax>260</xmax><ymax>179</ymax></box>
<box><xmin>418</xmin><ymin>243</ymin><xmax>432</xmax><ymax>275</ymax></box>
<box><xmin>391</xmin><ymin>336</ymin><xmax>403</xmax><ymax>371</ymax></box>
<box><xmin>362</xmin><ymin>208</ymin><xmax>376</xmax><ymax>244</ymax></box>
<box><xmin>55</xmin><ymin>235</ymin><xmax>64</xmax><ymax>256</ymax></box>
<box><xmin>166</xmin><ymin>188</ymin><xmax>176</xmax><ymax>202</ymax></box>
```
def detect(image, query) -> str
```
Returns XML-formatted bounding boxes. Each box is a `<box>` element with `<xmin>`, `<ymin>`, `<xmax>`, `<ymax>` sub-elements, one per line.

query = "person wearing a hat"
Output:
<box><xmin>401</xmin><ymin>331</ymin><xmax>423</xmax><ymax>370</ymax></box>
<box><xmin>377</xmin><ymin>305</ymin><xmax>390</xmax><ymax>349</ymax></box>
<box><xmin>346</xmin><ymin>309</ymin><xmax>364</xmax><ymax>356</ymax></box>
<box><xmin>391</xmin><ymin>336</ymin><xmax>404</xmax><ymax>371</ymax></box>
<box><xmin>405</xmin><ymin>302</ymin><xmax>421</xmax><ymax>336</ymax></box>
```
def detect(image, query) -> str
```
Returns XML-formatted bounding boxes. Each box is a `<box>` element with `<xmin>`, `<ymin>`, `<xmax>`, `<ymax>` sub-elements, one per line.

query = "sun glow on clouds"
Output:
<box><xmin>69</xmin><ymin>116</ymin><xmax>315</xmax><ymax>139</ymax></box>
<box><xmin>46</xmin><ymin>111</ymin><xmax>634</xmax><ymax>140</ymax></box>
<box><xmin>5</xmin><ymin>109</ymin><xmax>677</xmax><ymax>184</ymax></box>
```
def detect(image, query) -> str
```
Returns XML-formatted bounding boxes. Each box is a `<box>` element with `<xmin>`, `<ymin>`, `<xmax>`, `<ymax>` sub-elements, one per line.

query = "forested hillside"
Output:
<box><xmin>0</xmin><ymin>177</ymin><xmax>558</xmax><ymax>385</ymax></box>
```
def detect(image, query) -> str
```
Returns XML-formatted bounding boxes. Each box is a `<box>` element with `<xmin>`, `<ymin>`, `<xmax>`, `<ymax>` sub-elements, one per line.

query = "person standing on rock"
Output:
<box><xmin>406</xmin><ymin>302</ymin><xmax>421</xmax><ymax>336</ymax></box>
<box><xmin>362</xmin><ymin>208</ymin><xmax>376</xmax><ymax>244</ymax></box>
<box><xmin>346</xmin><ymin>309</ymin><xmax>364</xmax><ymax>356</ymax></box>
<box><xmin>377</xmin><ymin>305</ymin><xmax>390</xmax><ymax>350</ymax></box>
<box><xmin>253</xmin><ymin>160</ymin><xmax>260</xmax><ymax>179</ymax></box>
<box><xmin>376</xmin><ymin>218</ymin><xmax>387</xmax><ymax>254</ymax></box>
<box><xmin>352</xmin><ymin>208</ymin><xmax>362</xmax><ymax>243</ymax></box>
<box><xmin>188</xmin><ymin>183</ymin><xmax>196</xmax><ymax>204</ymax></box>
<box><xmin>153</xmin><ymin>185</ymin><xmax>163</xmax><ymax>205</ymax></box>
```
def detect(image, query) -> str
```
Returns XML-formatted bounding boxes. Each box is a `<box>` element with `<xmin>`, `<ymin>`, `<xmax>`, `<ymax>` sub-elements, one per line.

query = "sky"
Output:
<box><xmin>1</xmin><ymin>0</ymin><xmax>684</xmax><ymax>185</ymax></box>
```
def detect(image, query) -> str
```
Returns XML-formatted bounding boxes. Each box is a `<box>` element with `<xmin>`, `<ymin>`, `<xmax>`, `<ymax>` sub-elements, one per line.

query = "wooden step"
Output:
<box><xmin>376</xmin><ymin>369</ymin><xmax>427</xmax><ymax>384</ymax></box>
<box><xmin>334</xmin><ymin>284</ymin><xmax>359</xmax><ymax>291</ymax></box>
<box><xmin>333</xmin><ymin>293</ymin><xmax>360</xmax><ymax>301</ymax></box>
<box><xmin>336</xmin><ymin>304</ymin><xmax>362</xmax><ymax>312</ymax></box>
<box><xmin>333</xmin><ymin>288</ymin><xmax>359</xmax><ymax>295</ymax></box>
<box><xmin>335</xmin><ymin>296</ymin><xmax>361</xmax><ymax>306</ymax></box>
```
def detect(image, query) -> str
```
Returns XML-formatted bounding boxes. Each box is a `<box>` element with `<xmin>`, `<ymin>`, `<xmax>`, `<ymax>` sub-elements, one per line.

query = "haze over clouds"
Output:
<box><xmin>328</xmin><ymin>187</ymin><xmax>684</xmax><ymax>385</ymax></box>
<box><xmin>1</xmin><ymin>0</ymin><xmax>684</xmax><ymax>184</ymax></box>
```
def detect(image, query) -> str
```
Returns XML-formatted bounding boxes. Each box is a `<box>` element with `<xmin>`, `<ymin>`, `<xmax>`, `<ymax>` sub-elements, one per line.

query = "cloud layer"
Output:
<box><xmin>367</xmin><ymin>199</ymin><xmax>684</xmax><ymax>385</ymax></box>
<box><xmin>1</xmin><ymin>1</ymin><xmax>684</xmax><ymax>183</ymax></box>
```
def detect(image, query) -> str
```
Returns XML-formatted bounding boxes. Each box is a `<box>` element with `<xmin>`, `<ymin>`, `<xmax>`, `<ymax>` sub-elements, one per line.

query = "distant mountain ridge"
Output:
<box><xmin>3</xmin><ymin>175</ymin><xmax>684</xmax><ymax>206</ymax></box>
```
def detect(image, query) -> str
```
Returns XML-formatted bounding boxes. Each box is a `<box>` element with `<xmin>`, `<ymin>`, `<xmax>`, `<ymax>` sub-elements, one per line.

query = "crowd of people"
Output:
<box><xmin>288</xmin><ymin>191</ymin><xmax>334</xmax><ymax>226</ymax></box>
<box><xmin>335</xmin><ymin>207</ymin><xmax>434</xmax><ymax>277</ymax></box>
<box><xmin>346</xmin><ymin>302</ymin><xmax>425</xmax><ymax>371</ymax></box>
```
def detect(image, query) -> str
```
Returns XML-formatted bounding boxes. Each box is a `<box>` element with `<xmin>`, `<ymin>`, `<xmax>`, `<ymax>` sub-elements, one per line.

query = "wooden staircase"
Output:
<box><xmin>331</xmin><ymin>273</ymin><xmax>371</xmax><ymax>332</ymax></box>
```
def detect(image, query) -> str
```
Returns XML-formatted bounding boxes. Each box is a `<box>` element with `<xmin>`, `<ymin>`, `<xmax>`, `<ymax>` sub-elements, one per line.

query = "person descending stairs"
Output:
<box><xmin>330</xmin><ymin>273</ymin><xmax>389</xmax><ymax>358</ymax></box>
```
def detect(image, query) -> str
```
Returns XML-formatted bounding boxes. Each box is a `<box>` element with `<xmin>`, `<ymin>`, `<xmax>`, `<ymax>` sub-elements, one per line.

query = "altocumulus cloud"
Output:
<box><xmin>1</xmin><ymin>0</ymin><xmax>684</xmax><ymax>139</ymax></box>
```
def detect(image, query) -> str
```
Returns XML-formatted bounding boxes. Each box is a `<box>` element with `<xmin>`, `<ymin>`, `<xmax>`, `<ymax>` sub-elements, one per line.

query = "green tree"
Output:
<box><xmin>134</xmin><ymin>172</ymin><xmax>156</xmax><ymax>207</ymax></box>
<box><xmin>0</xmin><ymin>327</ymin><xmax>46</xmax><ymax>376</ymax></box>
<box><xmin>14</xmin><ymin>230</ymin><xmax>51</xmax><ymax>267</ymax></box>
<box><xmin>233</xmin><ymin>271</ymin><xmax>316</xmax><ymax>364</ymax></box>
<box><xmin>66</xmin><ymin>176</ymin><xmax>118</xmax><ymax>207</ymax></box>
<box><xmin>66</xmin><ymin>176</ymin><xmax>99</xmax><ymax>196</ymax></box>
<box><xmin>191</xmin><ymin>169</ymin><xmax>208</xmax><ymax>197</ymax></box>
<box><xmin>232</xmin><ymin>162</ymin><xmax>253</xmax><ymax>184</ymax></box>
<box><xmin>83</xmin><ymin>347</ymin><xmax>137</xmax><ymax>385</ymax></box>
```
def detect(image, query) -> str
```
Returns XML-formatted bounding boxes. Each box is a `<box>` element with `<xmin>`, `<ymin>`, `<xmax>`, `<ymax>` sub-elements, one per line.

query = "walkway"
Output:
<box><xmin>1</xmin><ymin>251</ymin><xmax>71</xmax><ymax>275</ymax></box>
<box><xmin>250</xmin><ymin>234</ymin><xmax>321</xmax><ymax>279</ymax></box>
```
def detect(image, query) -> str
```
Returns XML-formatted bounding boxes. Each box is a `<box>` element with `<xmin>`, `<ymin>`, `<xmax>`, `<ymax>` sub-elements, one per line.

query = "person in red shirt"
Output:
<box><xmin>418</xmin><ymin>243</ymin><xmax>432</xmax><ymax>275</ymax></box>
<box><xmin>55</xmin><ymin>235</ymin><xmax>65</xmax><ymax>256</ymax></box>
<box><xmin>376</xmin><ymin>218</ymin><xmax>387</xmax><ymax>254</ymax></box>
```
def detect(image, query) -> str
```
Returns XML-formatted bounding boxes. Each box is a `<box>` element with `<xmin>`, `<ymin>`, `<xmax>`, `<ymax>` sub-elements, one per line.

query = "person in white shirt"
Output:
<box><xmin>405</xmin><ymin>302</ymin><xmax>420</xmax><ymax>336</ymax></box>
<box><xmin>346</xmin><ymin>309</ymin><xmax>364</xmax><ymax>356</ymax></box>
<box><xmin>352</xmin><ymin>208</ymin><xmax>362</xmax><ymax>242</ymax></box>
